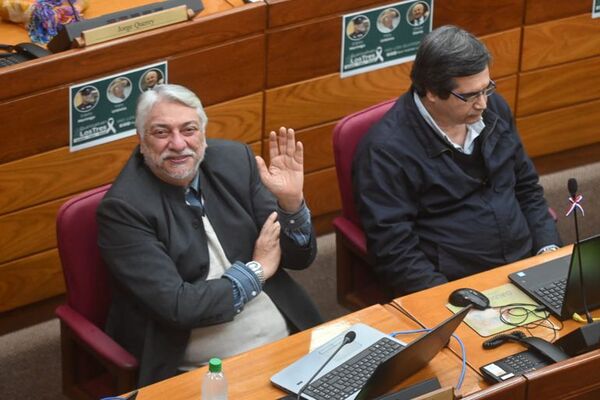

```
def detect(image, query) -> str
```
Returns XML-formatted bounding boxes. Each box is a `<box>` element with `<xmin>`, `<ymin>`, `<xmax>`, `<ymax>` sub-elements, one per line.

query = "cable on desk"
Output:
<box><xmin>493</xmin><ymin>303</ymin><xmax>563</xmax><ymax>342</ymax></box>
<box><xmin>388</xmin><ymin>329</ymin><xmax>467</xmax><ymax>391</ymax></box>
<box><xmin>572</xmin><ymin>312</ymin><xmax>600</xmax><ymax>323</ymax></box>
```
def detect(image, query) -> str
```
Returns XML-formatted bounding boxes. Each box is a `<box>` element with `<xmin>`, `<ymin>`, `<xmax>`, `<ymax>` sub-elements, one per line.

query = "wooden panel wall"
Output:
<box><xmin>520</xmin><ymin>14</ymin><xmax>600</xmax><ymax>71</ymax></box>
<box><xmin>433</xmin><ymin>0</ymin><xmax>523</xmax><ymax>36</ymax></box>
<box><xmin>516</xmin><ymin>8</ymin><xmax>600</xmax><ymax>163</ymax></box>
<box><xmin>524</xmin><ymin>0</ymin><xmax>592</xmax><ymax>24</ymax></box>
<box><xmin>265</xmin><ymin>0</ymin><xmax>523</xmax><ymax>87</ymax></box>
<box><xmin>517</xmin><ymin>99</ymin><xmax>600</xmax><ymax>157</ymax></box>
<box><xmin>517</xmin><ymin>57</ymin><xmax>600</xmax><ymax>116</ymax></box>
<box><xmin>266</xmin><ymin>0</ymin><xmax>383</xmax><ymax>27</ymax></box>
<box><xmin>1</xmin><ymin>0</ymin><xmax>600</xmax><ymax>316</ymax></box>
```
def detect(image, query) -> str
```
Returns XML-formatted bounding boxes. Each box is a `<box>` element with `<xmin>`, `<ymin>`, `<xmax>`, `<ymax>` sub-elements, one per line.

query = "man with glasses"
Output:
<box><xmin>353</xmin><ymin>25</ymin><xmax>560</xmax><ymax>296</ymax></box>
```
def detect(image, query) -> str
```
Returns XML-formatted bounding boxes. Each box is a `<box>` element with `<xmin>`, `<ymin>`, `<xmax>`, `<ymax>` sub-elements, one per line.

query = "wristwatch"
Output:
<box><xmin>246</xmin><ymin>261</ymin><xmax>265</xmax><ymax>286</ymax></box>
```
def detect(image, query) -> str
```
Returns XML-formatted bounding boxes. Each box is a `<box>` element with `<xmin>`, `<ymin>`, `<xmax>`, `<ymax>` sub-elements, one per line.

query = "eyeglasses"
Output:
<box><xmin>450</xmin><ymin>80</ymin><xmax>496</xmax><ymax>103</ymax></box>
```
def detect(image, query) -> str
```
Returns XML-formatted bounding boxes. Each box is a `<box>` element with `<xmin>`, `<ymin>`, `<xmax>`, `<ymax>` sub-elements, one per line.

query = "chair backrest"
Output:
<box><xmin>56</xmin><ymin>184</ymin><xmax>112</xmax><ymax>328</ymax></box>
<box><xmin>332</xmin><ymin>99</ymin><xmax>396</xmax><ymax>226</ymax></box>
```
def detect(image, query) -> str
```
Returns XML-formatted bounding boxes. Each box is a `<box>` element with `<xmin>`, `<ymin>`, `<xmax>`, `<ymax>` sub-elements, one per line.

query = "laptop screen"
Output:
<box><xmin>564</xmin><ymin>234</ymin><xmax>600</xmax><ymax>318</ymax></box>
<box><xmin>508</xmin><ymin>234</ymin><xmax>600</xmax><ymax>320</ymax></box>
<box><xmin>272</xmin><ymin>306</ymin><xmax>469</xmax><ymax>400</ymax></box>
<box><xmin>355</xmin><ymin>306</ymin><xmax>470</xmax><ymax>399</ymax></box>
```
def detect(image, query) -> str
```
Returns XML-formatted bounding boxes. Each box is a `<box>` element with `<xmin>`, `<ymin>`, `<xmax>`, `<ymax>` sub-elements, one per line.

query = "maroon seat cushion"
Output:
<box><xmin>56</xmin><ymin>184</ymin><xmax>112</xmax><ymax>327</ymax></box>
<box><xmin>332</xmin><ymin>99</ymin><xmax>395</xmax><ymax>228</ymax></box>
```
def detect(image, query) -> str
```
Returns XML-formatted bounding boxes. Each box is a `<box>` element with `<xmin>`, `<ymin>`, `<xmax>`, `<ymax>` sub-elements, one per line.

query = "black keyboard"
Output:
<box><xmin>534</xmin><ymin>278</ymin><xmax>567</xmax><ymax>310</ymax></box>
<box><xmin>501</xmin><ymin>352</ymin><xmax>543</xmax><ymax>374</ymax></box>
<box><xmin>481</xmin><ymin>350</ymin><xmax>551</xmax><ymax>383</ymax></box>
<box><xmin>0</xmin><ymin>57</ymin><xmax>20</xmax><ymax>67</ymax></box>
<box><xmin>303</xmin><ymin>337</ymin><xmax>403</xmax><ymax>400</ymax></box>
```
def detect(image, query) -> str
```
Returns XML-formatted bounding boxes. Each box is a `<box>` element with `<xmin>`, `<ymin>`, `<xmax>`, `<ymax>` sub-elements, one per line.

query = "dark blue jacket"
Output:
<box><xmin>353</xmin><ymin>92</ymin><xmax>560</xmax><ymax>296</ymax></box>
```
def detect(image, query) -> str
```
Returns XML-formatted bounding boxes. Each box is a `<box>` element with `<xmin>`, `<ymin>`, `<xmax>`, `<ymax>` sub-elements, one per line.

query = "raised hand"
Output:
<box><xmin>255</xmin><ymin>127</ymin><xmax>304</xmax><ymax>213</ymax></box>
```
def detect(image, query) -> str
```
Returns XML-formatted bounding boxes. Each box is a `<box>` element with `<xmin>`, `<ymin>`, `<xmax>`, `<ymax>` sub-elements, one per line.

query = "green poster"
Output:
<box><xmin>341</xmin><ymin>0</ymin><xmax>433</xmax><ymax>78</ymax></box>
<box><xmin>594</xmin><ymin>0</ymin><xmax>600</xmax><ymax>18</ymax></box>
<box><xmin>69</xmin><ymin>61</ymin><xmax>168</xmax><ymax>152</ymax></box>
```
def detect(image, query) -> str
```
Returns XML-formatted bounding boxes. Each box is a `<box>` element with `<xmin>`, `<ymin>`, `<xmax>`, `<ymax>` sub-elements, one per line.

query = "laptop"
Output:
<box><xmin>271</xmin><ymin>306</ymin><xmax>469</xmax><ymax>400</ymax></box>
<box><xmin>509</xmin><ymin>234</ymin><xmax>600</xmax><ymax>320</ymax></box>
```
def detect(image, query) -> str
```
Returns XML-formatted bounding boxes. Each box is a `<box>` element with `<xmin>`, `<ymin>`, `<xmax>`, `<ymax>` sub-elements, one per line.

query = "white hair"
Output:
<box><xmin>135</xmin><ymin>84</ymin><xmax>208</xmax><ymax>137</ymax></box>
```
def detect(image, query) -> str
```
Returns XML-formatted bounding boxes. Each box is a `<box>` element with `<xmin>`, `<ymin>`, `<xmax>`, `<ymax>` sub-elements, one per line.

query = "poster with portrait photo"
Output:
<box><xmin>139</xmin><ymin>68</ymin><xmax>165</xmax><ymax>91</ymax></box>
<box><xmin>107</xmin><ymin>77</ymin><xmax>133</xmax><ymax>104</ymax></box>
<box><xmin>74</xmin><ymin>86</ymin><xmax>100</xmax><ymax>112</ymax></box>
<box><xmin>594</xmin><ymin>0</ymin><xmax>600</xmax><ymax>19</ymax></box>
<box><xmin>406</xmin><ymin>1</ymin><xmax>430</xmax><ymax>27</ymax></box>
<box><xmin>377</xmin><ymin>8</ymin><xmax>401</xmax><ymax>34</ymax></box>
<box><xmin>341</xmin><ymin>0</ymin><xmax>434</xmax><ymax>78</ymax></box>
<box><xmin>347</xmin><ymin>15</ymin><xmax>371</xmax><ymax>40</ymax></box>
<box><xmin>69</xmin><ymin>61</ymin><xmax>168</xmax><ymax>152</ymax></box>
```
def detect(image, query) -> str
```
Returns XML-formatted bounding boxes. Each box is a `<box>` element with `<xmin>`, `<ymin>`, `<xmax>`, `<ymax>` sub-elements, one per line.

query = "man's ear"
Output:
<box><xmin>424</xmin><ymin>90</ymin><xmax>437</xmax><ymax>103</ymax></box>
<box><xmin>137</xmin><ymin>132</ymin><xmax>144</xmax><ymax>152</ymax></box>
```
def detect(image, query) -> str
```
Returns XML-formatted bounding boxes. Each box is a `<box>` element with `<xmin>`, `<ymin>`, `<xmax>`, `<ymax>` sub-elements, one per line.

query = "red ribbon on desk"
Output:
<box><xmin>565</xmin><ymin>194</ymin><xmax>585</xmax><ymax>217</ymax></box>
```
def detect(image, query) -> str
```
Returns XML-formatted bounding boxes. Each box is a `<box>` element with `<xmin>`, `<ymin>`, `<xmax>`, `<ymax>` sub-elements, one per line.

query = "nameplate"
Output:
<box><xmin>79</xmin><ymin>5</ymin><xmax>191</xmax><ymax>47</ymax></box>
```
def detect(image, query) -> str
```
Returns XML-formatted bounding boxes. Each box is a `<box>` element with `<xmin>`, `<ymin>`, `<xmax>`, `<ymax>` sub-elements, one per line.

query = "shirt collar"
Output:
<box><xmin>413</xmin><ymin>91</ymin><xmax>485</xmax><ymax>155</ymax></box>
<box><xmin>188</xmin><ymin>172</ymin><xmax>200</xmax><ymax>193</ymax></box>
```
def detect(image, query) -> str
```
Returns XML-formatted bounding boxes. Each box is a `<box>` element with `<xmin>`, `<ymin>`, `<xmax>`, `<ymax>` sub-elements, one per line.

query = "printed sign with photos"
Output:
<box><xmin>340</xmin><ymin>0</ymin><xmax>433</xmax><ymax>78</ymax></box>
<box><xmin>594</xmin><ymin>0</ymin><xmax>600</xmax><ymax>19</ymax></box>
<box><xmin>69</xmin><ymin>62</ymin><xmax>168</xmax><ymax>152</ymax></box>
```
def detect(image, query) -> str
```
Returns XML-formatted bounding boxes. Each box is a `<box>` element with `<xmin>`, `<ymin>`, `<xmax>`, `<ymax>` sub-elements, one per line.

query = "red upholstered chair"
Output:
<box><xmin>55</xmin><ymin>184</ymin><xmax>138</xmax><ymax>400</ymax></box>
<box><xmin>332</xmin><ymin>99</ymin><xmax>396</xmax><ymax>310</ymax></box>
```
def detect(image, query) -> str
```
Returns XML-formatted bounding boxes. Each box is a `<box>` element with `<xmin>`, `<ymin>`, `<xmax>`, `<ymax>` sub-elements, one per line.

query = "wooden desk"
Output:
<box><xmin>131</xmin><ymin>304</ymin><xmax>483</xmax><ymax>399</ymax></box>
<box><xmin>0</xmin><ymin>0</ymin><xmax>242</xmax><ymax>45</ymax></box>
<box><xmin>392</xmin><ymin>246</ymin><xmax>600</xmax><ymax>373</ymax></box>
<box><xmin>523</xmin><ymin>349</ymin><xmax>600</xmax><ymax>400</ymax></box>
<box><xmin>460</xmin><ymin>376</ymin><xmax>526</xmax><ymax>400</ymax></box>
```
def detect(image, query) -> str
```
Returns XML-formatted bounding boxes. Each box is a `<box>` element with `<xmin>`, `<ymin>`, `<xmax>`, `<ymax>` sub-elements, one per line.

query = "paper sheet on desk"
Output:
<box><xmin>446</xmin><ymin>283</ymin><xmax>544</xmax><ymax>337</ymax></box>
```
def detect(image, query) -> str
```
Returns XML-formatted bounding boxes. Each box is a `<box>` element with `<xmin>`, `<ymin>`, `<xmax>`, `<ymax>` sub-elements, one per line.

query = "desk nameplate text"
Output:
<box><xmin>79</xmin><ymin>5</ymin><xmax>192</xmax><ymax>47</ymax></box>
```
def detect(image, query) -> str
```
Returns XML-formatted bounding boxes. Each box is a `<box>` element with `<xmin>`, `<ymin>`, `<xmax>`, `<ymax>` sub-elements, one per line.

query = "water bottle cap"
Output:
<box><xmin>208</xmin><ymin>357</ymin><xmax>222</xmax><ymax>373</ymax></box>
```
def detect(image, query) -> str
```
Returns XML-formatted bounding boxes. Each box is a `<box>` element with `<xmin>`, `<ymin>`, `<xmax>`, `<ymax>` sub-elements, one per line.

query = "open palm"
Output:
<box><xmin>256</xmin><ymin>127</ymin><xmax>304</xmax><ymax>212</ymax></box>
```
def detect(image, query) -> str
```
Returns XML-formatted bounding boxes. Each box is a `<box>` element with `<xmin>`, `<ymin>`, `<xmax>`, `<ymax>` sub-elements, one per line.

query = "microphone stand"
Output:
<box><xmin>555</xmin><ymin>179</ymin><xmax>600</xmax><ymax>356</ymax></box>
<box><xmin>572</xmin><ymin>202</ymin><xmax>593</xmax><ymax>323</ymax></box>
<box><xmin>296</xmin><ymin>331</ymin><xmax>356</xmax><ymax>400</ymax></box>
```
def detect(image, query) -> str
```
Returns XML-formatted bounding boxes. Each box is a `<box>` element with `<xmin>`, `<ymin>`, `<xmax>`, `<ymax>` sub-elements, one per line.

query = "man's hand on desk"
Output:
<box><xmin>537</xmin><ymin>244</ymin><xmax>560</xmax><ymax>255</ymax></box>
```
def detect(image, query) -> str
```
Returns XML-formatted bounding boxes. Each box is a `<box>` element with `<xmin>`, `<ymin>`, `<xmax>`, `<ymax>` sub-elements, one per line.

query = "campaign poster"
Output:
<box><xmin>341</xmin><ymin>0</ymin><xmax>433</xmax><ymax>78</ymax></box>
<box><xmin>69</xmin><ymin>61</ymin><xmax>167</xmax><ymax>152</ymax></box>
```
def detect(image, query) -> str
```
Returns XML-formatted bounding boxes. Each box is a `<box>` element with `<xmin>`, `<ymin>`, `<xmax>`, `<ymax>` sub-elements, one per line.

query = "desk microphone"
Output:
<box><xmin>296</xmin><ymin>331</ymin><xmax>356</xmax><ymax>400</ymax></box>
<box><xmin>567</xmin><ymin>178</ymin><xmax>593</xmax><ymax>323</ymax></box>
<box><xmin>555</xmin><ymin>178</ymin><xmax>600</xmax><ymax>356</ymax></box>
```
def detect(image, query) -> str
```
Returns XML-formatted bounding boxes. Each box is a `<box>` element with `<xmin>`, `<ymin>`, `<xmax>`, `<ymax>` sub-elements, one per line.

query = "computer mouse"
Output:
<box><xmin>448</xmin><ymin>288</ymin><xmax>490</xmax><ymax>310</ymax></box>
